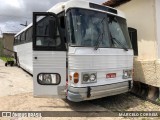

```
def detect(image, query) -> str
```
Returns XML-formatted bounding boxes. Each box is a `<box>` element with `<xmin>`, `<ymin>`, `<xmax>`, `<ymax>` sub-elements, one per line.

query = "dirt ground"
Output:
<box><xmin>0</xmin><ymin>60</ymin><xmax>159</xmax><ymax>120</ymax></box>
<box><xmin>0</xmin><ymin>60</ymin><xmax>32</xmax><ymax>97</ymax></box>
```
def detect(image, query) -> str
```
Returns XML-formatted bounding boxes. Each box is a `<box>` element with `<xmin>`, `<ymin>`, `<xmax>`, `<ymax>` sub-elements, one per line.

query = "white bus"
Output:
<box><xmin>14</xmin><ymin>0</ymin><xmax>133</xmax><ymax>102</ymax></box>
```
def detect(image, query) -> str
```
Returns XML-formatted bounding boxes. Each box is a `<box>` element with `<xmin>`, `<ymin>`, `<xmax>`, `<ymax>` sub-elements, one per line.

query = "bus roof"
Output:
<box><xmin>15</xmin><ymin>0</ymin><xmax>125</xmax><ymax>37</ymax></box>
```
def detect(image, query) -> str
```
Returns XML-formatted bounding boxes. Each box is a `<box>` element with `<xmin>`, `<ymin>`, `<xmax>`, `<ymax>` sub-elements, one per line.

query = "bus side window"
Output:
<box><xmin>19</xmin><ymin>34</ymin><xmax>21</xmax><ymax>43</ymax></box>
<box><xmin>26</xmin><ymin>27</ymin><xmax>32</xmax><ymax>42</ymax></box>
<box><xmin>17</xmin><ymin>35</ymin><xmax>20</xmax><ymax>44</ymax></box>
<box><xmin>14</xmin><ymin>37</ymin><xmax>17</xmax><ymax>45</ymax></box>
<box><xmin>21</xmin><ymin>32</ymin><xmax>26</xmax><ymax>43</ymax></box>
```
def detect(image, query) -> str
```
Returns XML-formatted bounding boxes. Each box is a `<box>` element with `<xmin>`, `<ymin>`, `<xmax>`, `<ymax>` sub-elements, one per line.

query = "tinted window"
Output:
<box><xmin>58</xmin><ymin>12</ymin><xmax>66</xmax><ymax>44</ymax></box>
<box><xmin>21</xmin><ymin>32</ymin><xmax>25</xmax><ymax>42</ymax></box>
<box><xmin>33</xmin><ymin>13</ymin><xmax>66</xmax><ymax>51</ymax></box>
<box><xmin>14</xmin><ymin>37</ymin><xmax>18</xmax><ymax>45</ymax></box>
<box><xmin>17</xmin><ymin>35</ymin><xmax>20</xmax><ymax>44</ymax></box>
<box><xmin>26</xmin><ymin>27</ymin><xmax>33</xmax><ymax>42</ymax></box>
<box><xmin>36</xmin><ymin>16</ymin><xmax>61</xmax><ymax>47</ymax></box>
<box><xmin>89</xmin><ymin>3</ymin><xmax>117</xmax><ymax>14</ymax></box>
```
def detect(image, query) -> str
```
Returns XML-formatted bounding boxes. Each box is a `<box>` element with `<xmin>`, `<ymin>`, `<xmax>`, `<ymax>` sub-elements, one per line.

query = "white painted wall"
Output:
<box><xmin>156</xmin><ymin>0</ymin><xmax>160</xmax><ymax>58</ymax></box>
<box><xmin>116</xmin><ymin>0</ymin><xmax>157</xmax><ymax>60</ymax></box>
<box><xmin>114</xmin><ymin>0</ymin><xmax>160</xmax><ymax>87</ymax></box>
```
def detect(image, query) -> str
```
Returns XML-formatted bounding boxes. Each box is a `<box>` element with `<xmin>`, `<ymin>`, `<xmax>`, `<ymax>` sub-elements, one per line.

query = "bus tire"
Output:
<box><xmin>5</xmin><ymin>62</ymin><xmax>8</xmax><ymax>67</ymax></box>
<box><xmin>17</xmin><ymin>57</ymin><xmax>20</xmax><ymax>67</ymax></box>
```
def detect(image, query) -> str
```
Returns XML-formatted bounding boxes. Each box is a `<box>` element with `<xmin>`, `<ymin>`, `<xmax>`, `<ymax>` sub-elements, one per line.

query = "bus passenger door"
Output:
<box><xmin>32</xmin><ymin>12</ymin><xmax>66</xmax><ymax>98</ymax></box>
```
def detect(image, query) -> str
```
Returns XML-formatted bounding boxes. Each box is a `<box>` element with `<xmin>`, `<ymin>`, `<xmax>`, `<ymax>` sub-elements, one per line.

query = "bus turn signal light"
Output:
<box><xmin>73</xmin><ymin>72</ymin><xmax>79</xmax><ymax>83</ymax></box>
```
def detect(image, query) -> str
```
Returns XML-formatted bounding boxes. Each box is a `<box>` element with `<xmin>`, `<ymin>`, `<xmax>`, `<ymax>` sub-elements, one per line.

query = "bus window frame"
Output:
<box><xmin>33</xmin><ymin>12</ymin><xmax>66</xmax><ymax>51</ymax></box>
<box><xmin>57</xmin><ymin>11</ymin><xmax>68</xmax><ymax>49</ymax></box>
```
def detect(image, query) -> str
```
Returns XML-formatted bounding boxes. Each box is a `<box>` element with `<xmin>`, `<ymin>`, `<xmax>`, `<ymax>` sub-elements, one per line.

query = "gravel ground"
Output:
<box><xmin>0</xmin><ymin>60</ymin><xmax>159</xmax><ymax>120</ymax></box>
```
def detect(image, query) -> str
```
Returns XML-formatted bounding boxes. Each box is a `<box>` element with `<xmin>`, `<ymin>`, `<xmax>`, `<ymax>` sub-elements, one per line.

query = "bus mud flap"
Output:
<box><xmin>131</xmin><ymin>81</ymin><xmax>160</xmax><ymax>105</ymax></box>
<box><xmin>87</xmin><ymin>87</ymin><xmax>91</xmax><ymax>98</ymax></box>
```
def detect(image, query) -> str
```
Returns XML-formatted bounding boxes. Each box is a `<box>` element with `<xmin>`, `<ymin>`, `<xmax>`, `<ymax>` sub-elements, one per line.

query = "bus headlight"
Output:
<box><xmin>90</xmin><ymin>74</ymin><xmax>96</xmax><ymax>81</ymax></box>
<box><xmin>82</xmin><ymin>72</ymin><xmax>97</xmax><ymax>84</ymax></box>
<box><xmin>83</xmin><ymin>74</ymin><xmax>90</xmax><ymax>82</ymax></box>
<box><xmin>123</xmin><ymin>69</ymin><xmax>132</xmax><ymax>79</ymax></box>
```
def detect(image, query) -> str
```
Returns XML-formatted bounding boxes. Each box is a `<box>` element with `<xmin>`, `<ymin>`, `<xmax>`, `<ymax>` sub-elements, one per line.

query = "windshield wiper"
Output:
<box><xmin>94</xmin><ymin>33</ymin><xmax>103</xmax><ymax>50</ymax></box>
<box><xmin>110</xmin><ymin>33</ymin><xmax>128</xmax><ymax>51</ymax></box>
<box><xmin>94</xmin><ymin>17</ymin><xmax>105</xmax><ymax>50</ymax></box>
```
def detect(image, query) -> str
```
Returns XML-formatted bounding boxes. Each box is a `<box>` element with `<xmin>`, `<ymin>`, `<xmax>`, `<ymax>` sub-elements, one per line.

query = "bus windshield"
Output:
<box><xmin>66</xmin><ymin>8</ymin><xmax>132</xmax><ymax>49</ymax></box>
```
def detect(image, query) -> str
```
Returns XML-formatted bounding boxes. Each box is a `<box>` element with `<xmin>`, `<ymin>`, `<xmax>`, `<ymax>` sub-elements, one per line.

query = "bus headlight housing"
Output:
<box><xmin>82</xmin><ymin>72</ymin><xmax>97</xmax><ymax>84</ymax></box>
<box><xmin>123</xmin><ymin>69</ymin><xmax>132</xmax><ymax>79</ymax></box>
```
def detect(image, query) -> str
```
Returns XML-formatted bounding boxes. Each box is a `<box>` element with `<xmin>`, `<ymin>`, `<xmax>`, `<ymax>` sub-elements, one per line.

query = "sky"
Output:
<box><xmin>0</xmin><ymin>0</ymin><xmax>106</xmax><ymax>37</ymax></box>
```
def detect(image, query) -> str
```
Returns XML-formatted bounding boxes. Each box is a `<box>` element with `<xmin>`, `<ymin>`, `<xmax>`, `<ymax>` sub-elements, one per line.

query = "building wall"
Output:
<box><xmin>116</xmin><ymin>0</ymin><xmax>156</xmax><ymax>60</ymax></box>
<box><xmin>116</xmin><ymin>0</ymin><xmax>160</xmax><ymax>87</ymax></box>
<box><xmin>155</xmin><ymin>0</ymin><xmax>160</xmax><ymax>87</ymax></box>
<box><xmin>156</xmin><ymin>0</ymin><xmax>160</xmax><ymax>58</ymax></box>
<box><xmin>2</xmin><ymin>33</ymin><xmax>15</xmax><ymax>56</ymax></box>
<box><xmin>0</xmin><ymin>37</ymin><xmax>3</xmax><ymax>56</ymax></box>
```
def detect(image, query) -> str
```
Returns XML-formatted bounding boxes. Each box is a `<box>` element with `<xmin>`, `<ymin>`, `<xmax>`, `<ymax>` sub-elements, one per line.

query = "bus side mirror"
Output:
<box><xmin>49</xmin><ymin>19</ymin><xmax>57</xmax><ymax>39</ymax></box>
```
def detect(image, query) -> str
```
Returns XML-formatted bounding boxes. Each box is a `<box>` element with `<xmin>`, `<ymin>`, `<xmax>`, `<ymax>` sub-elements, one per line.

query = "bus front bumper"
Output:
<box><xmin>67</xmin><ymin>80</ymin><xmax>133</xmax><ymax>102</ymax></box>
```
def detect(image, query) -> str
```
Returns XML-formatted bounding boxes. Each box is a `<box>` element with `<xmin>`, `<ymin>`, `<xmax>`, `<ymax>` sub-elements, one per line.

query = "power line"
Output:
<box><xmin>0</xmin><ymin>15</ymin><xmax>32</xmax><ymax>19</ymax></box>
